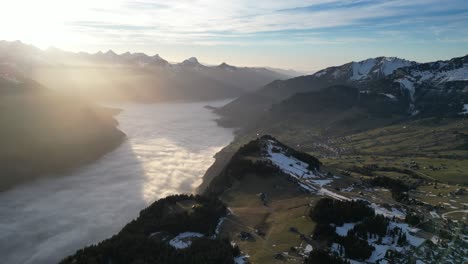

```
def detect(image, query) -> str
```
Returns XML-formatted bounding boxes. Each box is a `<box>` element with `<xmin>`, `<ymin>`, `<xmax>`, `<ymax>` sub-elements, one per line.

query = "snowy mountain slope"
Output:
<box><xmin>313</xmin><ymin>57</ymin><xmax>417</xmax><ymax>81</ymax></box>
<box><xmin>217</xmin><ymin>55</ymin><xmax>468</xmax><ymax>128</ymax></box>
<box><xmin>216</xmin><ymin>57</ymin><xmax>417</xmax><ymax>127</ymax></box>
<box><xmin>395</xmin><ymin>55</ymin><xmax>468</xmax><ymax>85</ymax></box>
<box><xmin>393</xmin><ymin>55</ymin><xmax>468</xmax><ymax>101</ymax></box>
<box><xmin>373</xmin><ymin>55</ymin><xmax>468</xmax><ymax>116</ymax></box>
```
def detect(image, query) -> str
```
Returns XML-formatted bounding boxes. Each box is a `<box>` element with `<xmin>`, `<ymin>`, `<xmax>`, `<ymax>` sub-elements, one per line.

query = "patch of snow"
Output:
<box><xmin>368</xmin><ymin>244</ymin><xmax>390</xmax><ymax>262</ymax></box>
<box><xmin>211</xmin><ymin>217</ymin><xmax>226</xmax><ymax>238</ymax></box>
<box><xmin>304</xmin><ymin>244</ymin><xmax>313</xmax><ymax>254</ymax></box>
<box><xmin>396</xmin><ymin>78</ymin><xmax>415</xmax><ymax>101</ymax></box>
<box><xmin>370</xmin><ymin>203</ymin><xmax>406</xmax><ymax>219</ymax></box>
<box><xmin>149</xmin><ymin>232</ymin><xmax>161</xmax><ymax>238</ymax></box>
<box><xmin>411</xmin><ymin>64</ymin><xmax>467</xmax><ymax>84</ymax></box>
<box><xmin>430</xmin><ymin>211</ymin><xmax>440</xmax><ymax>219</ymax></box>
<box><xmin>298</xmin><ymin>182</ymin><xmax>318</xmax><ymax>192</ymax></box>
<box><xmin>381</xmin><ymin>93</ymin><xmax>397</xmax><ymax>100</ymax></box>
<box><xmin>389</xmin><ymin>222</ymin><xmax>425</xmax><ymax>247</ymax></box>
<box><xmin>439</xmin><ymin>66</ymin><xmax>468</xmax><ymax>82</ymax></box>
<box><xmin>187</xmin><ymin>57</ymin><xmax>198</xmax><ymax>63</ymax></box>
<box><xmin>266</xmin><ymin>141</ymin><xmax>317</xmax><ymax>180</ymax></box>
<box><xmin>169</xmin><ymin>232</ymin><xmax>204</xmax><ymax>249</ymax></box>
<box><xmin>350</xmin><ymin>58</ymin><xmax>376</xmax><ymax>80</ymax></box>
<box><xmin>460</xmin><ymin>104</ymin><xmax>468</xmax><ymax>115</ymax></box>
<box><xmin>332</xmin><ymin>69</ymin><xmax>342</xmax><ymax>78</ymax></box>
<box><xmin>379</xmin><ymin>57</ymin><xmax>414</xmax><ymax>76</ymax></box>
<box><xmin>336</xmin><ymin>223</ymin><xmax>356</xmax><ymax>237</ymax></box>
<box><xmin>330</xmin><ymin>243</ymin><xmax>342</xmax><ymax>255</ymax></box>
<box><xmin>313</xmin><ymin>70</ymin><xmax>327</xmax><ymax>77</ymax></box>
<box><xmin>318</xmin><ymin>188</ymin><xmax>350</xmax><ymax>201</ymax></box>
<box><xmin>413</xmin><ymin>70</ymin><xmax>434</xmax><ymax>82</ymax></box>
<box><xmin>310</xmin><ymin>179</ymin><xmax>332</xmax><ymax>187</ymax></box>
<box><xmin>234</xmin><ymin>255</ymin><xmax>250</xmax><ymax>264</ymax></box>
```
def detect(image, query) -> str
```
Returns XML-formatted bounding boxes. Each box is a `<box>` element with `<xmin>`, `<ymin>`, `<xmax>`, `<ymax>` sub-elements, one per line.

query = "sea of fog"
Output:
<box><xmin>0</xmin><ymin>100</ymin><xmax>234</xmax><ymax>264</ymax></box>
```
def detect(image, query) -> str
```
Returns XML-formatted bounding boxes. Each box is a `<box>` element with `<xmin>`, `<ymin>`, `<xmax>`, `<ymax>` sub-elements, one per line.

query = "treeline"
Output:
<box><xmin>122</xmin><ymin>194</ymin><xmax>227</xmax><ymax>236</ymax></box>
<box><xmin>308</xmin><ymin>198</ymin><xmax>403</xmax><ymax>261</ymax></box>
<box><xmin>368</xmin><ymin>176</ymin><xmax>411</xmax><ymax>202</ymax></box>
<box><xmin>60</xmin><ymin>195</ymin><xmax>238</xmax><ymax>264</ymax></box>
<box><xmin>349</xmin><ymin>214</ymin><xmax>389</xmax><ymax>238</ymax></box>
<box><xmin>310</xmin><ymin>198</ymin><xmax>374</xmax><ymax>225</ymax></box>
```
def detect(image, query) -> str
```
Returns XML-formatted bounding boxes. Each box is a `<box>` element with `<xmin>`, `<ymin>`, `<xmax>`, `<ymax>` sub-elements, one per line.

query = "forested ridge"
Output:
<box><xmin>60</xmin><ymin>194</ymin><xmax>239</xmax><ymax>264</ymax></box>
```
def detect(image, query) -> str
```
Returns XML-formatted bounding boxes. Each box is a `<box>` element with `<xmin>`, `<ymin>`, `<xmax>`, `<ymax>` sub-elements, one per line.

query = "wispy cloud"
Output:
<box><xmin>42</xmin><ymin>0</ymin><xmax>465</xmax><ymax>45</ymax></box>
<box><xmin>0</xmin><ymin>0</ymin><xmax>466</xmax><ymax>69</ymax></box>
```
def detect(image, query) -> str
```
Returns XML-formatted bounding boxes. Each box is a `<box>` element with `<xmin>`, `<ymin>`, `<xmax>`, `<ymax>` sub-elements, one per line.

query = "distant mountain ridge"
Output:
<box><xmin>349</xmin><ymin>55</ymin><xmax>468</xmax><ymax>116</ymax></box>
<box><xmin>312</xmin><ymin>57</ymin><xmax>417</xmax><ymax>81</ymax></box>
<box><xmin>392</xmin><ymin>55</ymin><xmax>468</xmax><ymax>101</ymax></box>
<box><xmin>0</xmin><ymin>40</ymin><xmax>292</xmax><ymax>102</ymax></box>
<box><xmin>215</xmin><ymin>55</ymin><xmax>468</xmax><ymax>128</ymax></box>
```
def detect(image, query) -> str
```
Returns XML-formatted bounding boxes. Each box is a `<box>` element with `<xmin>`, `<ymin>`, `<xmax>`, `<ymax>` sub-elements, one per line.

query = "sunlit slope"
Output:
<box><xmin>0</xmin><ymin>78</ymin><xmax>125</xmax><ymax>190</ymax></box>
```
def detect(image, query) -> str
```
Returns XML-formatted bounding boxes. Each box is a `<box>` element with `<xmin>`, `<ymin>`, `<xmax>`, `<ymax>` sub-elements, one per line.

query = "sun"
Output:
<box><xmin>0</xmin><ymin>0</ymin><xmax>119</xmax><ymax>50</ymax></box>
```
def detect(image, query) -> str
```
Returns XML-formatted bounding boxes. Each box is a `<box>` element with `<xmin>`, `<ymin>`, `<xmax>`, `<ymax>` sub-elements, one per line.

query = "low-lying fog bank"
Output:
<box><xmin>0</xmin><ymin>100</ymin><xmax>234</xmax><ymax>264</ymax></box>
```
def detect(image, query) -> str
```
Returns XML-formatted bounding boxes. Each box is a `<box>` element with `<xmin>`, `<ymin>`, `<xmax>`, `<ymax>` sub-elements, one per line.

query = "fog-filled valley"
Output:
<box><xmin>0</xmin><ymin>101</ymin><xmax>234</xmax><ymax>264</ymax></box>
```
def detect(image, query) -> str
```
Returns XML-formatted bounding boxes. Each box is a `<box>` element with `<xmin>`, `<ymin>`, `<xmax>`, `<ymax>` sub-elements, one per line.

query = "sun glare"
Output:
<box><xmin>0</xmin><ymin>0</ymin><xmax>119</xmax><ymax>49</ymax></box>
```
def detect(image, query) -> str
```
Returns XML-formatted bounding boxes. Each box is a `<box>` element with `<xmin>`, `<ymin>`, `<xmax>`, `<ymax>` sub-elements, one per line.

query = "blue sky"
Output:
<box><xmin>1</xmin><ymin>0</ymin><xmax>467</xmax><ymax>71</ymax></box>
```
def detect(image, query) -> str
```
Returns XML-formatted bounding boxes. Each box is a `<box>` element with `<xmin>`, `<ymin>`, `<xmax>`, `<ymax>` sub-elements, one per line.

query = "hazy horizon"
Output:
<box><xmin>1</xmin><ymin>0</ymin><xmax>467</xmax><ymax>72</ymax></box>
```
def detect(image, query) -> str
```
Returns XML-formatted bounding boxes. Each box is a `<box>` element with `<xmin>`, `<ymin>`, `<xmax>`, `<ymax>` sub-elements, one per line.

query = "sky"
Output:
<box><xmin>0</xmin><ymin>0</ymin><xmax>467</xmax><ymax>72</ymax></box>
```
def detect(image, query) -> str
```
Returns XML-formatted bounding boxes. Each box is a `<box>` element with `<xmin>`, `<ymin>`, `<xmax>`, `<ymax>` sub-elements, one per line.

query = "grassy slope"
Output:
<box><xmin>319</xmin><ymin>117</ymin><xmax>468</xmax><ymax>185</ymax></box>
<box><xmin>218</xmin><ymin>169</ymin><xmax>317</xmax><ymax>263</ymax></box>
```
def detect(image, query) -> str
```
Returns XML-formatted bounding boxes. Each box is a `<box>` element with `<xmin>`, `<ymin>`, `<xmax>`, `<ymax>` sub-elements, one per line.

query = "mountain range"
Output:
<box><xmin>0</xmin><ymin>40</ymin><xmax>292</xmax><ymax>102</ymax></box>
<box><xmin>215</xmin><ymin>55</ymin><xmax>468</xmax><ymax>128</ymax></box>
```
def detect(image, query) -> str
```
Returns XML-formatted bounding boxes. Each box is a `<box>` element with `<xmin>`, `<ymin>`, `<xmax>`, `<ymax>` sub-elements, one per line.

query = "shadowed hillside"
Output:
<box><xmin>0</xmin><ymin>73</ymin><xmax>125</xmax><ymax>190</ymax></box>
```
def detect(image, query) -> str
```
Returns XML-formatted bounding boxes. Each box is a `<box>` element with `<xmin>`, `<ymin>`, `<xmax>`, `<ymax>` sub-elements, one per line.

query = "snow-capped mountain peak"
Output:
<box><xmin>350</xmin><ymin>58</ymin><xmax>377</xmax><ymax>80</ymax></box>
<box><xmin>313</xmin><ymin>57</ymin><xmax>417</xmax><ymax>81</ymax></box>
<box><xmin>183</xmin><ymin>57</ymin><xmax>199</xmax><ymax>64</ymax></box>
<box><xmin>180</xmin><ymin>57</ymin><xmax>202</xmax><ymax>67</ymax></box>
<box><xmin>350</xmin><ymin>57</ymin><xmax>416</xmax><ymax>80</ymax></box>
